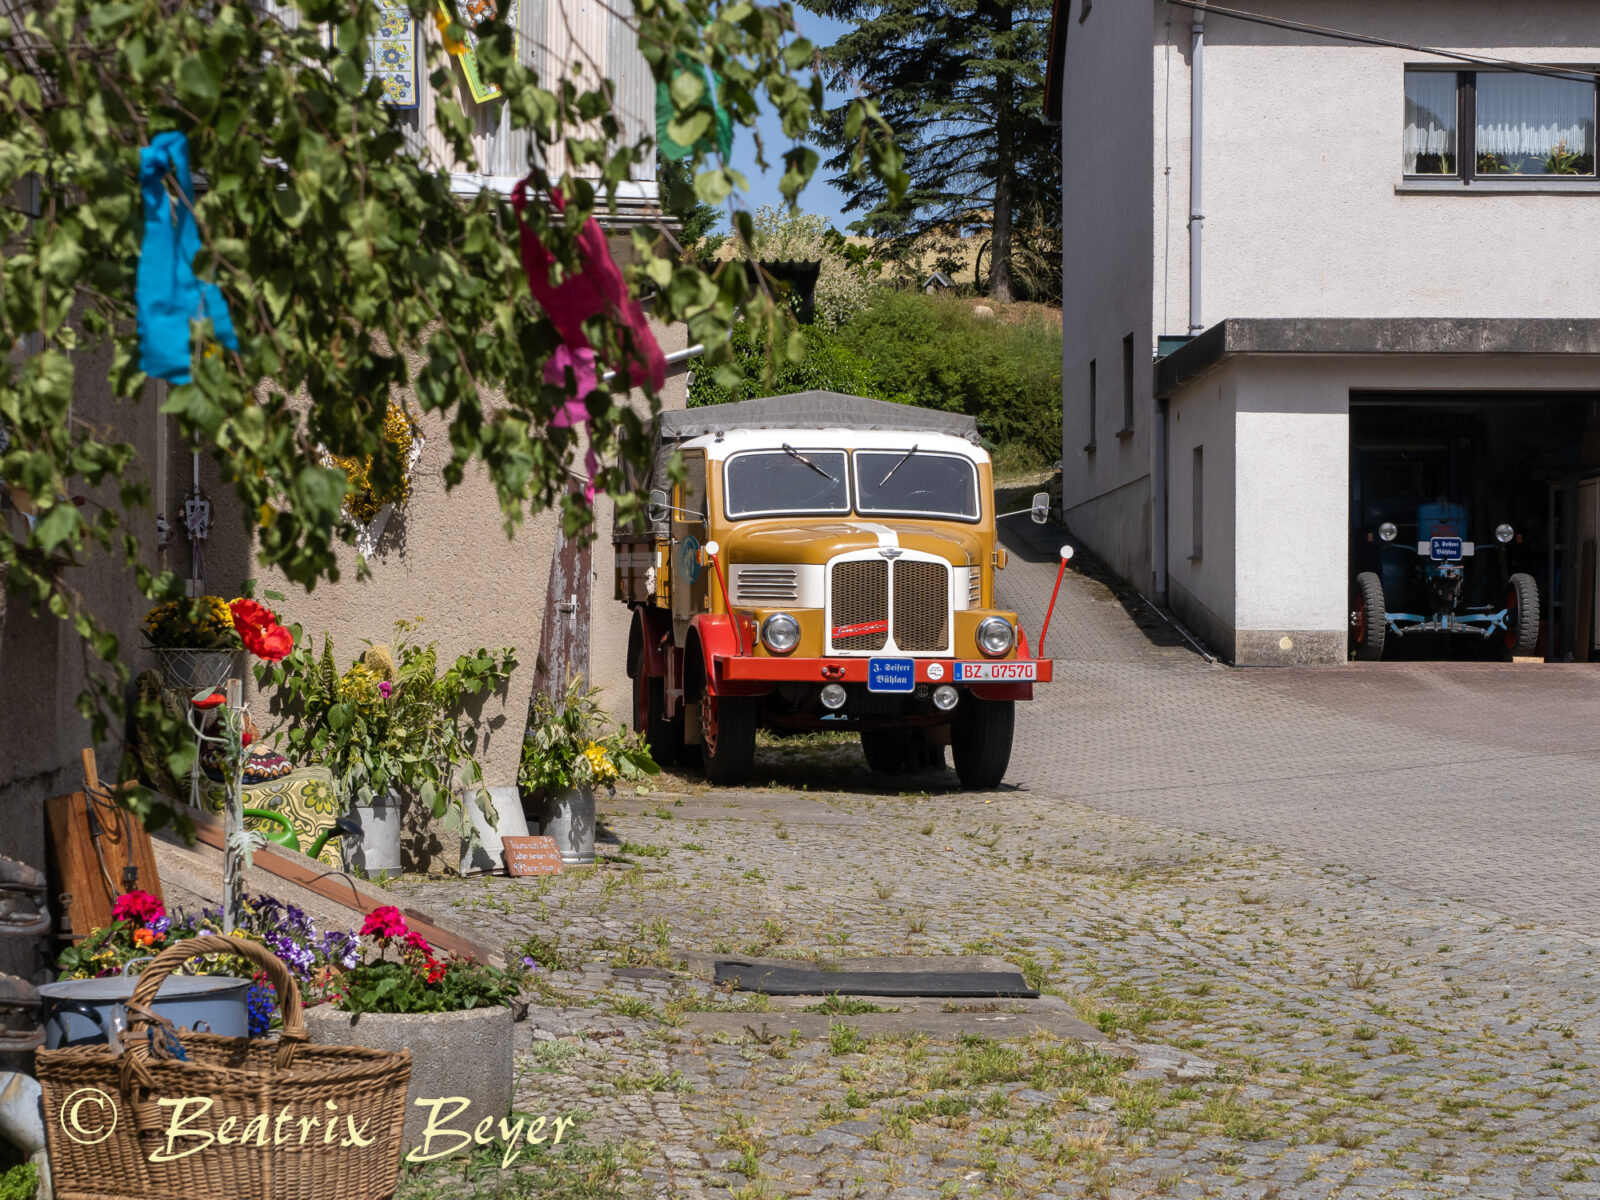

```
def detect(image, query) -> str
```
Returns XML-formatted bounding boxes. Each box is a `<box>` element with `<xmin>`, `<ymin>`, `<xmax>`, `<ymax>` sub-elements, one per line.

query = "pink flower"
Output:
<box><xmin>359</xmin><ymin>905</ymin><xmax>407</xmax><ymax>939</ymax></box>
<box><xmin>112</xmin><ymin>890</ymin><xmax>165</xmax><ymax>927</ymax></box>
<box><xmin>378</xmin><ymin>681</ymin><xmax>393</xmax><ymax>699</ymax></box>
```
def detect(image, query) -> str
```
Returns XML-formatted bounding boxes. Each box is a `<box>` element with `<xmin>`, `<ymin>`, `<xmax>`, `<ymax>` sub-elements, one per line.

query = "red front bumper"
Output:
<box><xmin>715</xmin><ymin>655</ymin><xmax>1051</xmax><ymax>700</ymax></box>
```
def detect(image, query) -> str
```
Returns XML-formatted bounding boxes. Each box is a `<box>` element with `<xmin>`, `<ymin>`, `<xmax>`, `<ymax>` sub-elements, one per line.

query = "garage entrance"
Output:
<box><xmin>1349</xmin><ymin>394</ymin><xmax>1600</xmax><ymax>662</ymax></box>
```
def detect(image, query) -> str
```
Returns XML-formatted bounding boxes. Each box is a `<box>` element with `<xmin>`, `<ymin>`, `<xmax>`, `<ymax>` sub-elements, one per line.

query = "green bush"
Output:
<box><xmin>690</xmin><ymin>292</ymin><xmax>1062</xmax><ymax>469</ymax></box>
<box><xmin>0</xmin><ymin>1163</ymin><xmax>38</xmax><ymax>1200</ymax></box>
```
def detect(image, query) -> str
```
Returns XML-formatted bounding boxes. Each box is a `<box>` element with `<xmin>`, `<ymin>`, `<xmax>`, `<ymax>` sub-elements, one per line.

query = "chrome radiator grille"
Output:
<box><xmin>893</xmin><ymin>560</ymin><xmax>950</xmax><ymax>651</ymax></box>
<box><xmin>829</xmin><ymin>560</ymin><xmax>889</xmax><ymax>651</ymax></box>
<box><xmin>734</xmin><ymin>568</ymin><xmax>799</xmax><ymax>605</ymax></box>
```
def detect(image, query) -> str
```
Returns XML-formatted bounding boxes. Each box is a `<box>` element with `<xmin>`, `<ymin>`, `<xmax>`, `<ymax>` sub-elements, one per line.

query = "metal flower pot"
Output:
<box><xmin>37</xmin><ymin>968</ymin><xmax>252</xmax><ymax>1049</ymax></box>
<box><xmin>540</xmin><ymin>785</ymin><xmax>595</xmax><ymax>864</ymax></box>
<box><xmin>343</xmin><ymin>788</ymin><xmax>405</xmax><ymax>875</ymax></box>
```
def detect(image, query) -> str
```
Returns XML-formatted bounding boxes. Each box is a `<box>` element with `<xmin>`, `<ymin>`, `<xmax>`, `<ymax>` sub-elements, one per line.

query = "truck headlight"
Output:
<box><xmin>976</xmin><ymin>616</ymin><xmax>1015</xmax><ymax>658</ymax></box>
<box><xmin>1379</xmin><ymin>522</ymin><xmax>1398</xmax><ymax>543</ymax></box>
<box><xmin>1496</xmin><ymin>523</ymin><xmax>1515</xmax><ymax>544</ymax></box>
<box><xmin>760</xmin><ymin>612</ymin><xmax>801</xmax><ymax>655</ymax></box>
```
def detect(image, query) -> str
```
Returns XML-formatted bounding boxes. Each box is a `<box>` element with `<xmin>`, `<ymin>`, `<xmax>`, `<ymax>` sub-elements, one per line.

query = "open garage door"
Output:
<box><xmin>1350</xmin><ymin>394</ymin><xmax>1600</xmax><ymax>662</ymax></box>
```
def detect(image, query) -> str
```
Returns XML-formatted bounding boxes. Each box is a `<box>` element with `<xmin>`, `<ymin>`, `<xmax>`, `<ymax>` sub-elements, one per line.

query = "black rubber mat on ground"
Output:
<box><xmin>713</xmin><ymin>960</ymin><xmax>1039</xmax><ymax>998</ymax></box>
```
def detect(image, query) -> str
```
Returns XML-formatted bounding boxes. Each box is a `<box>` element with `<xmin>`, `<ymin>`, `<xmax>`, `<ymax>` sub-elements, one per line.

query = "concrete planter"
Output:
<box><xmin>460</xmin><ymin>785</ymin><xmax>528</xmax><ymax>876</ymax></box>
<box><xmin>304</xmin><ymin>1003</ymin><xmax>514</xmax><ymax>1156</ymax></box>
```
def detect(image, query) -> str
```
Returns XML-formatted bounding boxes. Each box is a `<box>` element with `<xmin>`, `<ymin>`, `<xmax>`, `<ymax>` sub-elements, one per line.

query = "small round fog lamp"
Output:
<box><xmin>1379</xmin><ymin>522</ymin><xmax>1398</xmax><ymax>543</ymax></box>
<box><xmin>820</xmin><ymin>683</ymin><xmax>848</xmax><ymax>710</ymax></box>
<box><xmin>932</xmin><ymin>685</ymin><xmax>959</xmax><ymax>711</ymax></box>
<box><xmin>1496</xmin><ymin>523</ymin><xmax>1515</xmax><ymax>544</ymax></box>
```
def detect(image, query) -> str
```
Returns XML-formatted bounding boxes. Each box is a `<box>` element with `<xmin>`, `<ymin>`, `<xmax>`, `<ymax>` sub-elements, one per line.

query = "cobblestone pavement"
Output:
<box><xmin>386</xmin><ymin>523</ymin><xmax>1600</xmax><ymax>1199</ymax></box>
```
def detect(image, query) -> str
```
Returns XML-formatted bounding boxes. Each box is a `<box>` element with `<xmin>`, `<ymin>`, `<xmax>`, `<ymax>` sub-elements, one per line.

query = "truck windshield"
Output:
<box><xmin>854</xmin><ymin>451</ymin><xmax>980</xmax><ymax>520</ymax></box>
<box><xmin>724</xmin><ymin>449</ymin><xmax>851</xmax><ymax>518</ymax></box>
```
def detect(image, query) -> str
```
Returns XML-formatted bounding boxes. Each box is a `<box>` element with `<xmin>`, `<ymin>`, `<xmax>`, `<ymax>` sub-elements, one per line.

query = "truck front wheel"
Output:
<box><xmin>700</xmin><ymin>691</ymin><xmax>757</xmax><ymax>785</ymax></box>
<box><xmin>951</xmin><ymin>697</ymin><xmax>1014</xmax><ymax>790</ymax></box>
<box><xmin>1501</xmin><ymin>573</ymin><xmax>1540</xmax><ymax>659</ymax></box>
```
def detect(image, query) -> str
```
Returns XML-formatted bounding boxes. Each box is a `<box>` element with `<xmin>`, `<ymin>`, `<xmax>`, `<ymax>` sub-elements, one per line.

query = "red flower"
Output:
<box><xmin>191</xmin><ymin>692</ymin><xmax>225</xmax><ymax>710</ymax></box>
<box><xmin>230</xmin><ymin>598</ymin><xmax>294</xmax><ymax>663</ymax></box>
<box><xmin>112</xmin><ymin>890</ymin><xmax>165</xmax><ymax>926</ymax></box>
<box><xmin>359</xmin><ymin>905</ymin><xmax>407</xmax><ymax>939</ymax></box>
<box><xmin>402</xmin><ymin>930</ymin><xmax>434</xmax><ymax>956</ymax></box>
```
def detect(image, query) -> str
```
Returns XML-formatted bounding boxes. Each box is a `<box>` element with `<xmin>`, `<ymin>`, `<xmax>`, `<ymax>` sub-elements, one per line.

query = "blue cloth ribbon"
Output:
<box><xmin>137</xmin><ymin>131</ymin><xmax>238</xmax><ymax>384</ymax></box>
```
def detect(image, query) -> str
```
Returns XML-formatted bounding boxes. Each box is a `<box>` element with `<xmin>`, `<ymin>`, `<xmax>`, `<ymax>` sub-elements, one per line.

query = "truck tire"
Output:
<box><xmin>1501</xmin><ymin>573</ymin><xmax>1540</xmax><ymax>659</ymax></box>
<box><xmin>1351</xmin><ymin>572</ymin><xmax>1386</xmax><ymax>662</ymax></box>
<box><xmin>951</xmin><ymin>697</ymin><xmax>1013</xmax><ymax>790</ymax></box>
<box><xmin>632</xmin><ymin>663</ymin><xmax>683</xmax><ymax>767</ymax></box>
<box><xmin>860</xmin><ymin>731</ymin><xmax>909</xmax><ymax>772</ymax></box>
<box><xmin>700</xmin><ymin>691</ymin><xmax>756</xmax><ymax>785</ymax></box>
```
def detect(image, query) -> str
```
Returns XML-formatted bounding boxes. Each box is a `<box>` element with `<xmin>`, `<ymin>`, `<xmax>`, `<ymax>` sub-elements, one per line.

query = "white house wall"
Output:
<box><xmin>1059</xmin><ymin>0</ymin><xmax>1158</xmax><ymax>591</ymax></box>
<box><xmin>1165</xmin><ymin>369</ymin><xmax>1237</xmax><ymax>654</ymax></box>
<box><xmin>1155</xmin><ymin>1</ymin><xmax>1600</xmax><ymax>328</ymax></box>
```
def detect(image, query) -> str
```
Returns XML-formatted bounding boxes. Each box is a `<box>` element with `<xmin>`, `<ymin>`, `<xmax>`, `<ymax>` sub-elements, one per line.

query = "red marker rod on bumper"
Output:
<box><xmin>705</xmin><ymin>540</ymin><xmax>743</xmax><ymax>655</ymax></box>
<box><xmin>1036</xmin><ymin>544</ymin><xmax>1075</xmax><ymax>656</ymax></box>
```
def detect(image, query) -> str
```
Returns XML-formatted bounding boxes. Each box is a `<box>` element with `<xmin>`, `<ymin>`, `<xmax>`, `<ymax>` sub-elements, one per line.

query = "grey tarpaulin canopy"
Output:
<box><xmin>656</xmin><ymin>392</ymin><xmax>980</xmax><ymax>444</ymax></box>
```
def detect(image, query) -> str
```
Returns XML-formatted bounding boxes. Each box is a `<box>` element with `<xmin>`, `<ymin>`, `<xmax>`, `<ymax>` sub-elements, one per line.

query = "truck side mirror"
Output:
<box><xmin>1030</xmin><ymin>492</ymin><xmax>1049</xmax><ymax>525</ymax></box>
<box><xmin>647</xmin><ymin>488</ymin><xmax>669</xmax><ymax>526</ymax></box>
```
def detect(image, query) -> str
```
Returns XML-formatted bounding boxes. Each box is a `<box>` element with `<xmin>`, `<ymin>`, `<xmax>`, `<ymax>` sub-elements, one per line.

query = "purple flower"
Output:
<box><xmin>520</xmin><ymin>956</ymin><xmax>540</xmax><ymax>972</ymax></box>
<box><xmin>149</xmin><ymin>915</ymin><xmax>171</xmax><ymax>935</ymax></box>
<box><xmin>379</xmin><ymin>681</ymin><xmax>393</xmax><ymax>698</ymax></box>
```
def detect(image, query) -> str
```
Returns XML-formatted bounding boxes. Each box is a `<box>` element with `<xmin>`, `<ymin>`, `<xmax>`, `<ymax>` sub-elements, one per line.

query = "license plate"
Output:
<box><xmin>867</xmin><ymin>658</ymin><xmax>915</xmax><ymax>692</ymax></box>
<box><xmin>1430</xmin><ymin>536</ymin><xmax>1463</xmax><ymax>561</ymax></box>
<box><xmin>955</xmin><ymin>661</ymin><xmax>1038</xmax><ymax>682</ymax></box>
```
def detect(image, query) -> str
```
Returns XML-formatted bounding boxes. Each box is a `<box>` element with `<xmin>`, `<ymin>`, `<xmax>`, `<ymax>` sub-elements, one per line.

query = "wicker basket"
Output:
<box><xmin>37</xmin><ymin>935</ymin><xmax>412</xmax><ymax>1200</ymax></box>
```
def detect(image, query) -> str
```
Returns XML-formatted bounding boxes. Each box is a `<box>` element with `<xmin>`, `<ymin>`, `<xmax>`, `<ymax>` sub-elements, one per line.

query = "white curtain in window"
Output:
<box><xmin>1404</xmin><ymin>72</ymin><xmax>1456</xmax><ymax>172</ymax></box>
<box><xmin>1476</xmin><ymin>73</ymin><xmax>1594</xmax><ymax>159</ymax></box>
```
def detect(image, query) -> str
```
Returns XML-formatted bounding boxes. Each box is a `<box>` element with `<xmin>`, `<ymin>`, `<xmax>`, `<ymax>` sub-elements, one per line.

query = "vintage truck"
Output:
<box><xmin>613</xmin><ymin>392</ymin><xmax>1059</xmax><ymax>788</ymax></box>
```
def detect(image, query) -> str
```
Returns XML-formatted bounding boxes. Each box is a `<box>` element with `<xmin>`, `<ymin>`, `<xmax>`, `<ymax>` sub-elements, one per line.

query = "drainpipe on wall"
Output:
<box><xmin>1188</xmin><ymin>8</ymin><xmax>1205</xmax><ymax>334</ymax></box>
<box><xmin>1153</xmin><ymin>397</ymin><xmax>1169</xmax><ymax>604</ymax></box>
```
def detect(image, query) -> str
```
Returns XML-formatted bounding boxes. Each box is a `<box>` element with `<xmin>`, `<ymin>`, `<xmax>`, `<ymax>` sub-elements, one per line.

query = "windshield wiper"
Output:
<box><xmin>879</xmin><ymin>444</ymin><xmax>918</xmax><ymax>487</ymax></box>
<box><xmin>782</xmin><ymin>443</ymin><xmax>835</xmax><ymax>481</ymax></box>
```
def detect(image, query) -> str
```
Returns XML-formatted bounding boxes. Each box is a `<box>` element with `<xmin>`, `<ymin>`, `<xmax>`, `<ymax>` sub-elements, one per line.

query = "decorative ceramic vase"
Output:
<box><xmin>459</xmin><ymin>785</ymin><xmax>528</xmax><ymax>876</ymax></box>
<box><xmin>342</xmin><ymin>788</ymin><xmax>405</xmax><ymax>875</ymax></box>
<box><xmin>540</xmin><ymin>785</ymin><xmax>595</xmax><ymax>865</ymax></box>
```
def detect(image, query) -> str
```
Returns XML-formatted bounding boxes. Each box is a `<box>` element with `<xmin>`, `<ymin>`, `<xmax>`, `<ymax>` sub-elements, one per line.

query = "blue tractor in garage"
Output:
<box><xmin>1350</xmin><ymin>498</ymin><xmax>1540</xmax><ymax>661</ymax></box>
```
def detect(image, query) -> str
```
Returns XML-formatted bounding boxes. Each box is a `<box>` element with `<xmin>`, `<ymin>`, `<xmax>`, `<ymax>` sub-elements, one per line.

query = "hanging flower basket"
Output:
<box><xmin>152</xmin><ymin>647</ymin><xmax>241</xmax><ymax>694</ymax></box>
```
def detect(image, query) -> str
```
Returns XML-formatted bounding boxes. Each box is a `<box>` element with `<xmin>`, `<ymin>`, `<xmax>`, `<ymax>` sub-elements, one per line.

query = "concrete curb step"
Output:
<box><xmin>679</xmin><ymin>1007</ymin><xmax>1103</xmax><ymax>1043</ymax></box>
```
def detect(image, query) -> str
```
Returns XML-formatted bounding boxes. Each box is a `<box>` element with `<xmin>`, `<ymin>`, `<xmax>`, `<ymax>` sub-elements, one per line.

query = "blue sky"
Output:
<box><xmin>723</xmin><ymin>11</ymin><xmax>858</xmax><ymax>232</ymax></box>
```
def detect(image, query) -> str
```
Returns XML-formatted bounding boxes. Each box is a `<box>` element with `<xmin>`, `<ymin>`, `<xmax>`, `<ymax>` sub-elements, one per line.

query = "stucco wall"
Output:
<box><xmin>0</xmin><ymin>340</ymin><xmax>162</xmax><ymax>977</ymax></box>
<box><xmin>1165</xmin><ymin>368</ymin><xmax>1237</xmax><ymax>654</ymax></box>
<box><xmin>1154</xmin><ymin>1</ymin><xmax>1600</xmax><ymax>328</ymax></box>
<box><xmin>1059</xmin><ymin>0</ymin><xmax>1158</xmax><ymax>591</ymax></box>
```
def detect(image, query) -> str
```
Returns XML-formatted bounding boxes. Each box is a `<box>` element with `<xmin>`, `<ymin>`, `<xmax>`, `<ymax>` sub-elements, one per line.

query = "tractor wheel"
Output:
<box><xmin>699</xmin><ymin>690</ymin><xmax>757</xmax><ymax>785</ymax></box>
<box><xmin>632</xmin><ymin>650</ymin><xmax>683</xmax><ymax>766</ymax></box>
<box><xmin>951</xmin><ymin>697</ymin><xmax>1014</xmax><ymax>790</ymax></box>
<box><xmin>860</xmin><ymin>731</ymin><xmax>909</xmax><ymax>773</ymax></box>
<box><xmin>1351</xmin><ymin>572</ymin><xmax>1387</xmax><ymax>662</ymax></box>
<box><xmin>1501</xmin><ymin>573</ymin><xmax>1540</xmax><ymax>659</ymax></box>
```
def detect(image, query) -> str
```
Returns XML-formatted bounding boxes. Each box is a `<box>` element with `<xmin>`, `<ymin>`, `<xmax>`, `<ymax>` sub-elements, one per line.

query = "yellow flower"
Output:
<box><xmin>338</xmin><ymin>661</ymin><xmax>383</xmax><ymax>707</ymax></box>
<box><xmin>583</xmin><ymin>742</ymin><xmax>618</xmax><ymax>782</ymax></box>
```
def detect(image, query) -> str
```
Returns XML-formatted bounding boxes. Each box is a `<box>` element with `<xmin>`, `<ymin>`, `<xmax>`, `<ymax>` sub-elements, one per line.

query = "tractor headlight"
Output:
<box><xmin>1496</xmin><ymin>523</ymin><xmax>1515</xmax><ymax>544</ymax></box>
<box><xmin>760</xmin><ymin>612</ymin><xmax>801</xmax><ymax>655</ymax></box>
<box><xmin>976</xmin><ymin>616</ymin><xmax>1016</xmax><ymax>658</ymax></box>
<box><xmin>1379</xmin><ymin>522</ymin><xmax>1398</xmax><ymax>543</ymax></box>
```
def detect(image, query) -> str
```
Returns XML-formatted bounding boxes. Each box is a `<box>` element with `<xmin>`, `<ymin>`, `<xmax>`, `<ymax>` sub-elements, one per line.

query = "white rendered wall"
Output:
<box><xmin>1059</xmin><ymin>0</ymin><xmax>1159</xmax><ymax>587</ymax></box>
<box><xmin>1153</xmin><ymin>1</ymin><xmax>1600</xmax><ymax>331</ymax></box>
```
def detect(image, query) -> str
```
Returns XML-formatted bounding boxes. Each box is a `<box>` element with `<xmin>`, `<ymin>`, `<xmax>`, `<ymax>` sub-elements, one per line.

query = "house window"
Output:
<box><xmin>1405</xmin><ymin>67</ymin><xmax>1597</xmax><ymax>179</ymax></box>
<box><xmin>1190</xmin><ymin>446</ymin><xmax>1203</xmax><ymax>561</ymax></box>
<box><xmin>1119</xmin><ymin>333</ymin><xmax>1135</xmax><ymax>436</ymax></box>
<box><xmin>1085</xmin><ymin>359</ymin><xmax>1097</xmax><ymax>452</ymax></box>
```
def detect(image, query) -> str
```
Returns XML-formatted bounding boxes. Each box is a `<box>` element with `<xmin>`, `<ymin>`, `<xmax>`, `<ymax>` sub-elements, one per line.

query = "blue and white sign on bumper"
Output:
<box><xmin>1430</xmin><ymin>537</ymin><xmax>1463</xmax><ymax>561</ymax></box>
<box><xmin>867</xmin><ymin>659</ymin><xmax>915</xmax><ymax>692</ymax></box>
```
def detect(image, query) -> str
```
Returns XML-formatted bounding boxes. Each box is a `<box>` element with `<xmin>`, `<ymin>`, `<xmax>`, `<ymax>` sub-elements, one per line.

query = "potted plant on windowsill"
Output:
<box><xmin>518</xmin><ymin>676</ymin><xmax>659</xmax><ymax>864</ymax></box>
<box><xmin>303</xmin><ymin>906</ymin><xmax>531</xmax><ymax>1151</ymax></box>
<box><xmin>256</xmin><ymin>620</ymin><xmax>515</xmax><ymax>873</ymax></box>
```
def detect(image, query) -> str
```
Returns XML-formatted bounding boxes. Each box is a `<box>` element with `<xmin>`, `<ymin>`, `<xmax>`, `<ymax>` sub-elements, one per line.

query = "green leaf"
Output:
<box><xmin>177</xmin><ymin>51</ymin><xmax>223</xmax><ymax>104</ymax></box>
